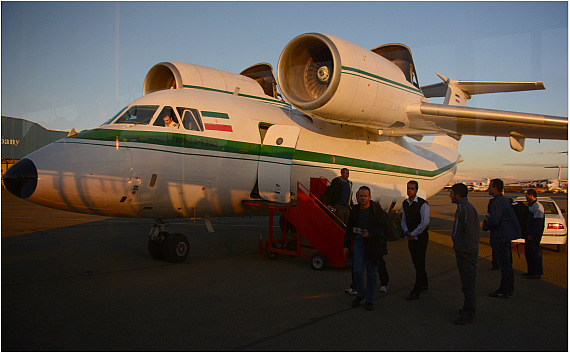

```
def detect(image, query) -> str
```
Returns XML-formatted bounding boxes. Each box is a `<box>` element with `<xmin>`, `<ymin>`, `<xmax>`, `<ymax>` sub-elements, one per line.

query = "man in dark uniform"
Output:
<box><xmin>483</xmin><ymin>179</ymin><xmax>521</xmax><ymax>298</ymax></box>
<box><xmin>524</xmin><ymin>189</ymin><xmax>545</xmax><ymax>279</ymax></box>
<box><xmin>401</xmin><ymin>180</ymin><xmax>430</xmax><ymax>300</ymax></box>
<box><xmin>322</xmin><ymin>168</ymin><xmax>352</xmax><ymax>225</ymax></box>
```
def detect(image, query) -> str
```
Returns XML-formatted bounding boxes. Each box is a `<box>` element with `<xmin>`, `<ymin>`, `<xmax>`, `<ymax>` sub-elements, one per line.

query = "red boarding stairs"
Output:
<box><xmin>243</xmin><ymin>178</ymin><xmax>347</xmax><ymax>270</ymax></box>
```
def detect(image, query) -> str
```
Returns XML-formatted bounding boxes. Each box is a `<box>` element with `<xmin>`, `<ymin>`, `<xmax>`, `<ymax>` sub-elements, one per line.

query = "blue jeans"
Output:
<box><xmin>492</xmin><ymin>242</ymin><xmax>514</xmax><ymax>294</ymax></box>
<box><xmin>456</xmin><ymin>251</ymin><xmax>477</xmax><ymax>319</ymax></box>
<box><xmin>352</xmin><ymin>237</ymin><xmax>378</xmax><ymax>302</ymax></box>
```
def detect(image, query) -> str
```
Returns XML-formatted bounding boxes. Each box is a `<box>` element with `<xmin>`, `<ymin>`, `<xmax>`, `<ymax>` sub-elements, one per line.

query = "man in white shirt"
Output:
<box><xmin>401</xmin><ymin>180</ymin><xmax>430</xmax><ymax>300</ymax></box>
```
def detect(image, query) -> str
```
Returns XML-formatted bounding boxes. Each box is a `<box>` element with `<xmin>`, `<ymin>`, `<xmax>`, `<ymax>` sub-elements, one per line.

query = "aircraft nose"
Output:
<box><xmin>3</xmin><ymin>158</ymin><xmax>38</xmax><ymax>199</ymax></box>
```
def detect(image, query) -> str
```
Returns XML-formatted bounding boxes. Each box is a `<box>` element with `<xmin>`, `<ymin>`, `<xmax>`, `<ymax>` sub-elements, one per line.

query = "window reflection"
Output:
<box><xmin>114</xmin><ymin>105</ymin><xmax>159</xmax><ymax>125</ymax></box>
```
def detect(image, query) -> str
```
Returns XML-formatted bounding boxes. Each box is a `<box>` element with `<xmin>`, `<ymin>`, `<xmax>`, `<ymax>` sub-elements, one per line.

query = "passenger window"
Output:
<box><xmin>114</xmin><ymin>105</ymin><xmax>159</xmax><ymax>125</ymax></box>
<box><xmin>154</xmin><ymin>106</ymin><xmax>180</xmax><ymax>128</ymax></box>
<box><xmin>177</xmin><ymin>107</ymin><xmax>204</xmax><ymax>131</ymax></box>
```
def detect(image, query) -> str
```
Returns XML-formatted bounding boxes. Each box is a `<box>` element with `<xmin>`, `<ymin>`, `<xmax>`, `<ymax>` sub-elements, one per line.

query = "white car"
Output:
<box><xmin>512</xmin><ymin>196</ymin><xmax>567</xmax><ymax>245</ymax></box>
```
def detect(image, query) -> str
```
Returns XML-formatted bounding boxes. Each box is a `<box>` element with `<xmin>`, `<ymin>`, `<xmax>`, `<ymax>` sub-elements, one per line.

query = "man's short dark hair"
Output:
<box><xmin>358</xmin><ymin>185</ymin><xmax>371</xmax><ymax>195</ymax></box>
<box><xmin>451</xmin><ymin>183</ymin><xmax>469</xmax><ymax>198</ymax></box>
<box><xmin>341</xmin><ymin>168</ymin><xmax>349</xmax><ymax>174</ymax></box>
<box><xmin>407</xmin><ymin>180</ymin><xmax>419</xmax><ymax>189</ymax></box>
<box><xmin>490</xmin><ymin>178</ymin><xmax>504</xmax><ymax>192</ymax></box>
<box><xmin>526</xmin><ymin>188</ymin><xmax>537</xmax><ymax>198</ymax></box>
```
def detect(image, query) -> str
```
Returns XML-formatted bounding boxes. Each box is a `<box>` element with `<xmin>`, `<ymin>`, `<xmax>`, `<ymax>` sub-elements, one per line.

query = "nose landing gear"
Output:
<box><xmin>148</xmin><ymin>220</ymin><xmax>189</xmax><ymax>263</ymax></box>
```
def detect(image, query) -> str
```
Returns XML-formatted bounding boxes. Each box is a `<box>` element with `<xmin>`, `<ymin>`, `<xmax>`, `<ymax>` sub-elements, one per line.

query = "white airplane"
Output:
<box><xmin>519</xmin><ymin>166</ymin><xmax>568</xmax><ymax>193</ymax></box>
<box><xmin>4</xmin><ymin>33</ymin><xmax>568</xmax><ymax>262</ymax></box>
<box><xmin>467</xmin><ymin>178</ymin><xmax>491</xmax><ymax>192</ymax></box>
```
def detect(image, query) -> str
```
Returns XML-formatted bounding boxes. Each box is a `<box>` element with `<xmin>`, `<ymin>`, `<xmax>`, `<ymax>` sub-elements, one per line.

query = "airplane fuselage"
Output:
<box><xmin>15</xmin><ymin>88</ymin><xmax>459</xmax><ymax>219</ymax></box>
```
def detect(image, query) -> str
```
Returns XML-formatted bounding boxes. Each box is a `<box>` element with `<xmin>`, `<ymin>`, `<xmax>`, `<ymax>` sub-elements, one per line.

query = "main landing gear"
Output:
<box><xmin>148</xmin><ymin>220</ymin><xmax>189</xmax><ymax>263</ymax></box>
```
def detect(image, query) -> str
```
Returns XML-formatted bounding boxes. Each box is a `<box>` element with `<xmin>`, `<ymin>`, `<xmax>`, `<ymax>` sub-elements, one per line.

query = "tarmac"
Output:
<box><xmin>2</xmin><ymin>189</ymin><xmax>568</xmax><ymax>351</ymax></box>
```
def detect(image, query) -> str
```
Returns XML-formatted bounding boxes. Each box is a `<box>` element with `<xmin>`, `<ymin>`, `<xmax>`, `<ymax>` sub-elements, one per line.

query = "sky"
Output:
<box><xmin>2</xmin><ymin>1</ymin><xmax>568</xmax><ymax>182</ymax></box>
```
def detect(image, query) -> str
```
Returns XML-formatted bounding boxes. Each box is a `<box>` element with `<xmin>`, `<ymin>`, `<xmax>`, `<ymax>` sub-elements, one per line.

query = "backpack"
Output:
<box><xmin>511</xmin><ymin>200</ymin><xmax>529</xmax><ymax>238</ymax></box>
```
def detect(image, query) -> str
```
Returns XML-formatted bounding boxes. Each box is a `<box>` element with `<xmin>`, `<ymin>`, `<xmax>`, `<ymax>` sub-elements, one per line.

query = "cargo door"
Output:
<box><xmin>258</xmin><ymin>125</ymin><xmax>300</xmax><ymax>203</ymax></box>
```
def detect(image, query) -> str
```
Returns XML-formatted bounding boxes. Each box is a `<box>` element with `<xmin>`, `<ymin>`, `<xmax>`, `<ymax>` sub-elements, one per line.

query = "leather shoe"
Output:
<box><xmin>526</xmin><ymin>274</ymin><xmax>541</xmax><ymax>279</ymax></box>
<box><xmin>351</xmin><ymin>296</ymin><xmax>364</xmax><ymax>308</ymax></box>
<box><xmin>454</xmin><ymin>316</ymin><xmax>473</xmax><ymax>325</ymax></box>
<box><xmin>406</xmin><ymin>291</ymin><xmax>419</xmax><ymax>301</ymax></box>
<box><xmin>489</xmin><ymin>291</ymin><xmax>509</xmax><ymax>299</ymax></box>
<box><xmin>458</xmin><ymin>309</ymin><xmax>476</xmax><ymax>318</ymax></box>
<box><xmin>365</xmin><ymin>301</ymin><xmax>373</xmax><ymax>311</ymax></box>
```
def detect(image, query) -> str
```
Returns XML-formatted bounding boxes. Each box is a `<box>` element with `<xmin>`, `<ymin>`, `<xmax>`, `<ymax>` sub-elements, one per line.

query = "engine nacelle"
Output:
<box><xmin>277</xmin><ymin>33</ymin><xmax>424</xmax><ymax>128</ymax></box>
<box><xmin>143</xmin><ymin>62</ymin><xmax>266</xmax><ymax>98</ymax></box>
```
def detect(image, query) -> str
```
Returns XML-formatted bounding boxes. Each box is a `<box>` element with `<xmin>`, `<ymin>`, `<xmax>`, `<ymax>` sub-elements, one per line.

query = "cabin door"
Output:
<box><xmin>257</xmin><ymin>125</ymin><xmax>300</xmax><ymax>203</ymax></box>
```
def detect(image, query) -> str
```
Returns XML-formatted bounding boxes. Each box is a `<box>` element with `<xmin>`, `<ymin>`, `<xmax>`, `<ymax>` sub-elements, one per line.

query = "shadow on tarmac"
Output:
<box><xmin>2</xmin><ymin>190</ymin><xmax>568</xmax><ymax>351</ymax></box>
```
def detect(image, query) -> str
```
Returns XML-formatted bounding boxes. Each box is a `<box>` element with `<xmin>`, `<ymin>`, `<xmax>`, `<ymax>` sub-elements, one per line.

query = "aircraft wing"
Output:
<box><xmin>406</xmin><ymin>103</ymin><xmax>568</xmax><ymax>140</ymax></box>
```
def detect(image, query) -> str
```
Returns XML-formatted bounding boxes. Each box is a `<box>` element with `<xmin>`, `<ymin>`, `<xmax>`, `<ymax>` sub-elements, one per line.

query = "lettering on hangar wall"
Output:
<box><xmin>2</xmin><ymin>139</ymin><xmax>20</xmax><ymax>146</ymax></box>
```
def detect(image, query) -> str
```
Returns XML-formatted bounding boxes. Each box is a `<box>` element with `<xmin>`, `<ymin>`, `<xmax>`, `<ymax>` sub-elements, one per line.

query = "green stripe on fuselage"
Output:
<box><xmin>341</xmin><ymin>66</ymin><xmax>423</xmax><ymax>97</ymax></box>
<box><xmin>69</xmin><ymin>128</ymin><xmax>456</xmax><ymax>178</ymax></box>
<box><xmin>182</xmin><ymin>84</ymin><xmax>291</xmax><ymax>108</ymax></box>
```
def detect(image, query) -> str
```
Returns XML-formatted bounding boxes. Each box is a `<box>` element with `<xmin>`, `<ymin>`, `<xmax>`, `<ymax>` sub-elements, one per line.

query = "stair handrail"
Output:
<box><xmin>297</xmin><ymin>182</ymin><xmax>347</xmax><ymax>229</ymax></box>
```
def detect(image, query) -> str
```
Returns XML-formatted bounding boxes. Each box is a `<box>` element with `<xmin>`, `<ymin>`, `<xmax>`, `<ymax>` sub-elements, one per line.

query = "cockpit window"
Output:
<box><xmin>101</xmin><ymin>106</ymin><xmax>127</xmax><ymax>126</ymax></box>
<box><xmin>114</xmin><ymin>105</ymin><xmax>159</xmax><ymax>125</ymax></box>
<box><xmin>153</xmin><ymin>106</ymin><xmax>180</xmax><ymax>128</ymax></box>
<box><xmin>177</xmin><ymin>107</ymin><xmax>204</xmax><ymax>131</ymax></box>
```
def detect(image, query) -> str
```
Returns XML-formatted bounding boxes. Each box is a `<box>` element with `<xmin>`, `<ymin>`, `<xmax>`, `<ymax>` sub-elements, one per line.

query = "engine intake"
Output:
<box><xmin>143</xmin><ymin>62</ymin><xmax>266</xmax><ymax>98</ymax></box>
<box><xmin>278</xmin><ymin>33</ymin><xmax>422</xmax><ymax>128</ymax></box>
<box><xmin>277</xmin><ymin>33</ymin><xmax>341</xmax><ymax>110</ymax></box>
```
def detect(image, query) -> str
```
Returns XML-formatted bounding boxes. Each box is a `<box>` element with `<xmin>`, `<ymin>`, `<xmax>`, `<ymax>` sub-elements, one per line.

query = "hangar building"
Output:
<box><xmin>1</xmin><ymin>116</ymin><xmax>75</xmax><ymax>176</ymax></box>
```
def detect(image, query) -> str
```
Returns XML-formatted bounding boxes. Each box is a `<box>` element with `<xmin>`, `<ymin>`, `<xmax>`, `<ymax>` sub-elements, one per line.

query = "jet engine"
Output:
<box><xmin>277</xmin><ymin>33</ymin><xmax>424</xmax><ymax>128</ymax></box>
<box><xmin>143</xmin><ymin>62</ymin><xmax>266</xmax><ymax>98</ymax></box>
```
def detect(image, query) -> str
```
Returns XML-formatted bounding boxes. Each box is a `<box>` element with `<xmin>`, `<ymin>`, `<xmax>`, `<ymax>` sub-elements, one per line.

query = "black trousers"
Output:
<box><xmin>525</xmin><ymin>236</ymin><xmax>543</xmax><ymax>275</ymax></box>
<box><xmin>408</xmin><ymin>232</ymin><xmax>428</xmax><ymax>293</ymax></box>
<box><xmin>378</xmin><ymin>255</ymin><xmax>389</xmax><ymax>286</ymax></box>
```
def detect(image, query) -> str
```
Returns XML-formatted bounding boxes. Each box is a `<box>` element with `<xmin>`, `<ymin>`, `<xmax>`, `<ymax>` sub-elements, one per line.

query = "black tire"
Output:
<box><xmin>162</xmin><ymin>233</ymin><xmax>189</xmax><ymax>263</ymax></box>
<box><xmin>148</xmin><ymin>231</ymin><xmax>168</xmax><ymax>261</ymax></box>
<box><xmin>148</xmin><ymin>239</ymin><xmax>165</xmax><ymax>260</ymax></box>
<box><xmin>310</xmin><ymin>252</ymin><xmax>327</xmax><ymax>271</ymax></box>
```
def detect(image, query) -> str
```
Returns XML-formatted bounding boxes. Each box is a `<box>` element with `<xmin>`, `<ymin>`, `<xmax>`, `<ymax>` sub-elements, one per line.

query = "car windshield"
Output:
<box><xmin>114</xmin><ymin>105</ymin><xmax>159</xmax><ymax>125</ymax></box>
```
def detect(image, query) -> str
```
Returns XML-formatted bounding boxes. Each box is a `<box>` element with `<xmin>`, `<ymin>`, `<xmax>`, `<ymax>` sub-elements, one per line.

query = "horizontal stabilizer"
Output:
<box><xmin>421</xmin><ymin>73</ymin><xmax>545</xmax><ymax>98</ymax></box>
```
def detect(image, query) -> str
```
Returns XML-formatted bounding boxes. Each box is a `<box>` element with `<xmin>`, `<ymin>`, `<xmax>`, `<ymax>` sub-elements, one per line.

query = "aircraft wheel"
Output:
<box><xmin>162</xmin><ymin>233</ymin><xmax>189</xmax><ymax>263</ymax></box>
<box><xmin>310</xmin><ymin>252</ymin><xmax>327</xmax><ymax>271</ymax></box>
<box><xmin>148</xmin><ymin>232</ymin><xmax>168</xmax><ymax>260</ymax></box>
